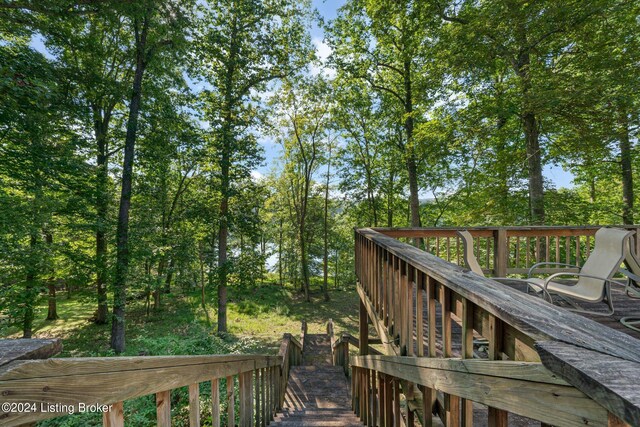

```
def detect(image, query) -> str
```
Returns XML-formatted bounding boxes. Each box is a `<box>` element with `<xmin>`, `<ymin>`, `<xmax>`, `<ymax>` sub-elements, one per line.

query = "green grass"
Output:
<box><xmin>1</xmin><ymin>279</ymin><xmax>360</xmax><ymax>427</ymax></box>
<box><xmin>1</xmin><ymin>280</ymin><xmax>359</xmax><ymax>357</ymax></box>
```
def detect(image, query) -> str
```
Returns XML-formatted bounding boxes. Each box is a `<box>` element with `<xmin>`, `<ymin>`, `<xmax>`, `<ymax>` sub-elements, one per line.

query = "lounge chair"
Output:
<box><xmin>456</xmin><ymin>230</ymin><xmax>530</xmax><ymax>285</ymax></box>
<box><xmin>618</xmin><ymin>238</ymin><xmax>640</xmax><ymax>331</ymax></box>
<box><xmin>526</xmin><ymin>227</ymin><xmax>633</xmax><ymax>316</ymax></box>
<box><xmin>457</xmin><ymin>230</ymin><xmax>485</xmax><ymax>276</ymax></box>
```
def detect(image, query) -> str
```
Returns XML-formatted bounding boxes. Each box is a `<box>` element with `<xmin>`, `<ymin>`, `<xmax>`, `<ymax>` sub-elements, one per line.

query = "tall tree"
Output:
<box><xmin>436</xmin><ymin>0</ymin><xmax>626</xmax><ymax>224</ymax></box>
<box><xmin>272</xmin><ymin>77</ymin><xmax>329</xmax><ymax>302</ymax></box>
<box><xmin>328</xmin><ymin>0</ymin><xmax>439</xmax><ymax>231</ymax></box>
<box><xmin>196</xmin><ymin>0</ymin><xmax>313</xmax><ymax>332</ymax></box>
<box><xmin>110</xmin><ymin>0</ymin><xmax>192</xmax><ymax>352</ymax></box>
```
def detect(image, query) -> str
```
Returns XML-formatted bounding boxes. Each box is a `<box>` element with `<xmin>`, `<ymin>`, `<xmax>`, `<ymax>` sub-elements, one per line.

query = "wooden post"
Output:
<box><xmin>416</xmin><ymin>271</ymin><xmax>424</xmax><ymax>357</ymax></box>
<box><xmin>420</xmin><ymin>384</ymin><xmax>433</xmax><ymax>427</ymax></box>
<box><xmin>488</xmin><ymin>314</ymin><xmax>508</xmax><ymax>427</ymax></box>
<box><xmin>260</xmin><ymin>368</ymin><xmax>266</xmax><ymax>427</ymax></box>
<box><xmin>212</xmin><ymin>379</ymin><xmax>220</xmax><ymax>427</ymax></box>
<box><xmin>103</xmin><ymin>401</ymin><xmax>124</xmax><ymax>427</ymax></box>
<box><xmin>189</xmin><ymin>383</ymin><xmax>200</xmax><ymax>427</ymax></box>
<box><xmin>494</xmin><ymin>228</ymin><xmax>508</xmax><ymax>277</ymax></box>
<box><xmin>461</xmin><ymin>299</ymin><xmax>474</xmax><ymax>427</ymax></box>
<box><xmin>156</xmin><ymin>391</ymin><xmax>171</xmax><ymax>427</ymax></box>
<box><xmin>227</xmin><ymin>376</ymin><xmax>235</xmax><ymax>427</ymax></box>
<box><xmin>359</xmin><ymin>300</ymin><xmax>369</xmax><ymax>356</ymax></box>
<box><xmin>393</xmin><ymin>378</ymin><xmax>401</xmax><ymax>427</ymax></box>
<box><xmin>239</xmin><ymin>371</ymin><xmax>253</xmax><ymax>427</ymax></box>
<box><xmin>254</xmin><ymin>370</ymin><xmax>260</xmax><ymax>427</ymax></box>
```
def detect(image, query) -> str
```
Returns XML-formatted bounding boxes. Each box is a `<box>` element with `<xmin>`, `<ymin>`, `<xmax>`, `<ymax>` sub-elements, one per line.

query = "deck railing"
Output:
<box><xmin>375</xmin><ymin>225</ymin><xmax>640</xmax><ymax>276</ymax></box>
<box><xmin>0</xmin><ymin>334</ymin><xmax>302</xmax><ymax>427</ymax></box>
<box><xmin>354</xmin><ymin>227</ymin><xmax>640</xmax><ymax>427</ymax></box>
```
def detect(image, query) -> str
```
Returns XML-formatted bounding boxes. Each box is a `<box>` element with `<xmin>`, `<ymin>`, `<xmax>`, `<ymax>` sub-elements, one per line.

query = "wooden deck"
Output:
<box><xmin>408</xmin><ymin>283</ymin><xmax>640</xmax><ymax>362</ymax></box>
<box><xmin>501</xmin><ymin>280</ymin><xmax>640</xmax><ymax>341</ymax></box>
<box><xmin>355</xmin><ymin>226</ymin><xmax>640</xmax><ymax>426</ymax></box>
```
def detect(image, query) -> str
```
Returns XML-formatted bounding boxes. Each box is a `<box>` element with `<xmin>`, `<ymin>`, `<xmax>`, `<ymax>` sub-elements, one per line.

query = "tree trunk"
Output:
<box><xmin>387</xmin><ymin>169</ymin><xmax>395</xmax><ymax>227</ymax></box>
<box><xmin>619</xmin><ymin>109</ymin><xmax>634</xmax><ymax>224</ymax></box>
<box><xmin>110</xmin><ymin>16</ymin><xmax>149</xmax><ymax>353</ymax></box>
<box><xmin>278</xmin><ymin>218</ymin><xmax>283</xmax><ymax>286</ymax></box>
<box><xmin>299</xmin><ymin>223</ymin><xmax>310</xmax><ymax>302</ymax></box>
<box><xmin>404</xmin><ymin>59</ymin><xmax>421</xmax><ymax>231</ymax></box>
<box><xmin>217</xmin><ymin>129</ymin><xmax>230</xmax><ymax>333</ymax></box>
<box><xmin>523</xmin><ymin>111</ymin><xmax>545</xmax><ymax>225</ymax></box>
<box><xmin>45</xmin><ymin>231</ymin><xmax>58</xmax><ymax>321</ymax></box>
<box><xmin>164</xmin><ymin>258</ymin><xmax>174</xmax><ymax>293</ymax></box>
<box><xmin>23</xmin><ymin>234</ymin><xmax>38</xmax><ymax>338</ymax></box>
<box><xmin>322</xmin><ymin>145</ymin><xmax>331</xmax><ymax>302</ymax></box>
<box><xmin>515</xmin><ymin>51</ymin><xmax>545</xmax><ymax>225</ymax></box>
<box><xmin>93</xmin><ymin>106</ymin><xmax>111</xmax><ymax>324</ymax></box>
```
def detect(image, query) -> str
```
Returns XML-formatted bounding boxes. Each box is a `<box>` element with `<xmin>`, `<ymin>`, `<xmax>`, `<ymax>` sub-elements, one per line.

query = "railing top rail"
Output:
<box><xmin>372</xmin><ymin>225</ymin><xmax>639</xmax><ymax>232</ymax></box>
<box><xmin>356</xmin><ymin>227</ymin><xmax>640</xmax><ymax>364</ymax></box>
<box><xmin>0</xmin><ymin>352</ymin><xmax>281</xmax><ymax>427</ymax></box>
<box><xmin>0</xmin><ymin>354</ymin><xmax>281</xmax><ymax>381</ymax></box>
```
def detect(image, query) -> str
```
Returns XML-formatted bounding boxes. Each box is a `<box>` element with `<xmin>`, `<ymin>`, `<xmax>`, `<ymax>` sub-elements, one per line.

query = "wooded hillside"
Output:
<box><xmin>1</xmin><ymin>0</ymin><xmax>638</xmax><ymax>353</ymax></box>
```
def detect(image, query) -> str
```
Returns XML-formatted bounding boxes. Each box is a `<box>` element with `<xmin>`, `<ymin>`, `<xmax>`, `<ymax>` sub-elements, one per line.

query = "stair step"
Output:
<box><xmin>270</xmin><ymin>332</ymin><xmax>364</xmax><ymax>426</ymax></box>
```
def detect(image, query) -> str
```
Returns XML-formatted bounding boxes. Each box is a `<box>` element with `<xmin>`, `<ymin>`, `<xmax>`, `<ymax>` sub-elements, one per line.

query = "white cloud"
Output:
<box><xmin>314</xmin><ymin>37</ymin><xmax>332</xmax><ymax>62</ymax></box>
<box><xmin>311</xmin><ymin>38</ymin><xmax>337</xmax><ymax>78</ymax></box>
<box><xmin>251</xmin><ymin>170</ymin><xmax>265</xmax><ymax>181</ymax></box>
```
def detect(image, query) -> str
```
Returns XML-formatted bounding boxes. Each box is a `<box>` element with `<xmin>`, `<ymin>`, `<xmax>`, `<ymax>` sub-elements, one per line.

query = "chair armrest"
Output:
<box><xmin>619</xmin><ymin>268</ymin><xmax>640</xmax><ymax>283</ymax></box>
<box><xmin>527</xmin><ymin>262</ymin><xmax>580</xmax><ymax>278</ymax></box>
<box><xmin>543</xmin><ymin>272</ymin><xmax>626</xmax><ymax>289</ymax></box>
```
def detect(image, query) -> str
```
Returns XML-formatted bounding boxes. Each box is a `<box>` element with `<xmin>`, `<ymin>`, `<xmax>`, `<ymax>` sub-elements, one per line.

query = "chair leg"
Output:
<box><xmin>621</xmin><ymin>317</ymin><xmax>640</xmax><ymax>332</ymax></box>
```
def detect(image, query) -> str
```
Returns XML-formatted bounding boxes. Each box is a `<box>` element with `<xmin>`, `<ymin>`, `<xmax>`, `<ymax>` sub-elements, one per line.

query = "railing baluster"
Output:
<box><xmin>393</xmin><ymin>378</ymin><xmax>401</xmax><ymax>427</ymax></box>
<box><xmin>211</xmin><ymin>379</ymin><xmax>220</xmax><ymax>427</ymax></box>
<box><xmin>555</xmin><ymin>235</ymin><xmax>560</xmax><ymax>264</ymax></box>
<box><xmin>488</xmin><ymin>314</ymin><xmax>508</xmax><ymax>426</ymax></box>
<box><xmin>416</xmin><ymin>271</ymin><xmax>424</xmax><ymax>357</ymax></box>
<box><xmin>156</xmin><ymin>390</ymin><xmax>171</xmax><ymax>427</ymax></box>
<box><xmin>103</xmin><ymin>401</ymin><xmax>124</xmax><ymax>427</ymax></box>
<box><xmin>254</xmin><ymin>369</ymin><xmax>260</xmax><ymax>427</ymax></box>
<box><xmin>260</xmin><ymin>368</ymin><xmax>266</xmax><ymax>427</ymax></box>
<box><xmin>189</xmin><ymin>383</ymin><xmax>200</xmax><ymax>427</ymax></box>
<box><xmin>485</xmin><ymin>237</ymin><xmax>490</xmax><ymax>271</ymax></box>
<box><xmin>461</xmin><ymin>299</ymin><xmax>474</xmax><ymax>427</ymax></box>
<box><xmin>371</xmin><ymin>369</ymin><xmax>378</xmax><ymax>427</ymax></box>
<box><xmin>545</xmin><ymin>235</ymin><xmax>550</xmax><ymax>262</ymax></box>
<box><xmin>576</xmin><ymin>235</ymin><xmax>581</xmax><ymax>267</ymax></box>
<box><xmin>227</xmin><ymin>375</ymin><xmax>235</xmax><ymax>427</ymax></box>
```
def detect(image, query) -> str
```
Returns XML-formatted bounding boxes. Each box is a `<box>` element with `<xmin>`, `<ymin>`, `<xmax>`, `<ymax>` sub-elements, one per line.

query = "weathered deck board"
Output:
<box><xmin>0</xmin><ymin>339</ymin><xmax>62</xmax><ymax>366</ymax></box>
<box><xmin>536</xmin><ymin>340</ymin><xmax>640</xmax><ymax>427</ymax></box>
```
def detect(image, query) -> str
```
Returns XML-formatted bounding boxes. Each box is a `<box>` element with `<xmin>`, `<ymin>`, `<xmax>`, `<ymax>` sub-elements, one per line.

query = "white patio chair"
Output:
<box><xmin>456</xmin><ymin>230</ymin><xmax>530</xmax><ymax>285</ymax></box>
<box><xmin>618</xmin><ymin>238</ymin><xmax>640</xmax><ymax>331</ymax></box>
<box><xmin>526</xmin><ymin>227</ymin><xmax>633</xmax><ymax>316</ymax></box>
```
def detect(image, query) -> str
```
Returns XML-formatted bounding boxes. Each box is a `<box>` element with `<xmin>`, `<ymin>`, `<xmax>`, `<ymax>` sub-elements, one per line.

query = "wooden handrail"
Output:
<box><xmin>327</xmin><ymin>320</ymin><xmax>381</xmax><ymax>376</ymax></box>
<box><xmin>277</xmin><ymin>332</ymin><xmax>302</xmax><ymax>408</ymax></box>
<box><xmin>373</xmin><ymin>225</ymin><xmax>640</xmax><ymax>276</ymax></box>
<box><xmin>355</xmin><ymin>227</ymin><xmax>640</xmax><ymax>426</ymax></box>
<box><xmin>1</xmin><ymin>334</ymin><xmax>300</xmax><ymax>427</ymax></box>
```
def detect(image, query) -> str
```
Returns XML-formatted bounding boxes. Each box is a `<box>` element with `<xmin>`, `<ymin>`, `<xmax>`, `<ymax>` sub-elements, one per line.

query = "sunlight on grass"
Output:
<box><xmin>1</xmin><ymin>282</ymin><xmax>359</xmax><ymax>357</ymax></box>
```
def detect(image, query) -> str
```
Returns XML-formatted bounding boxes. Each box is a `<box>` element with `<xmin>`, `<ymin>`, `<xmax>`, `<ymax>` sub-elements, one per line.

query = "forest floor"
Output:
<box><xmin>1</xmin><ymin>279</ymin><xmax>360</xmax><ymax>426</ymax></box>
<box><xmin>0</xmin><ymin>279</ymin><xmax>360</xmax><ymax>358</ymax></box>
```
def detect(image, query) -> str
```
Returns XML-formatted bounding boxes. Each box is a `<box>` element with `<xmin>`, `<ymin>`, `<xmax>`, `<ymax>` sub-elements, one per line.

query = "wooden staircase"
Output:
<box><xmin>270</xmin><ymin>333</ymin><xmax>363</xmax><ymax>427</ymax></box>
